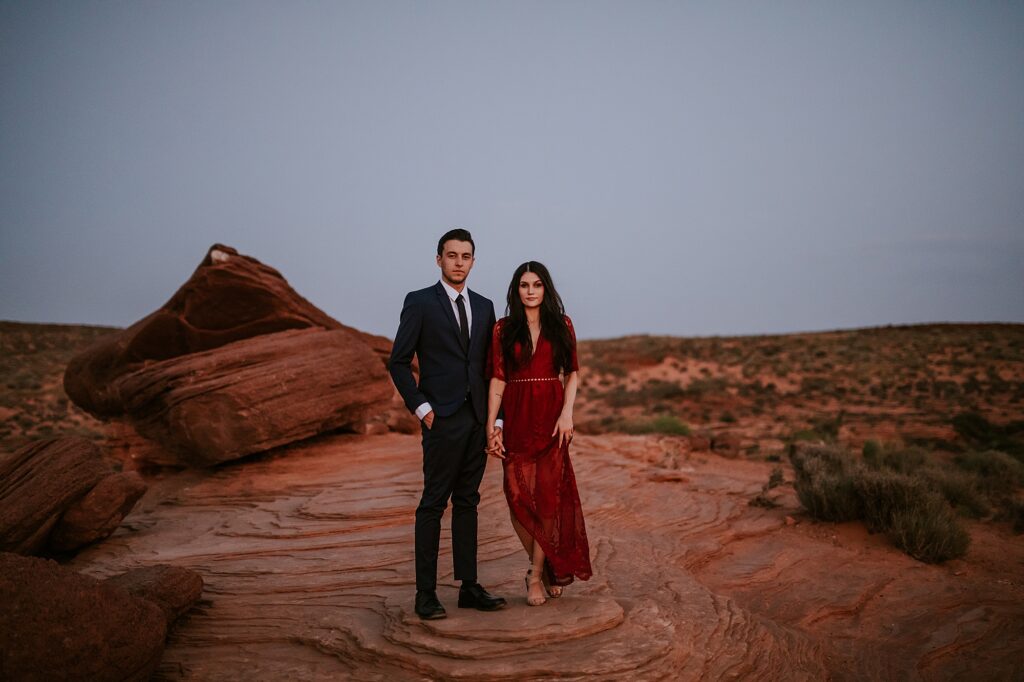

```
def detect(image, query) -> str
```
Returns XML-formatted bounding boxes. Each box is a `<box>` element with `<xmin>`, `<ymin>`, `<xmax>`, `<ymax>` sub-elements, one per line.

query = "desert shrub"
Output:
<box><xmin>862</xmin><ymin>440</ymin><xmax>883</xmax><ymax>468</ymax></box>
<box><xmin>789</xmin><ymin>445</ymin><xmax>862</xmax><ymax>522</ymax></box>
<box><xmin>683</xmin><ymin>377</ymin><xmax>729</xmax><ymax>396</ymax></box>
<box><xmin>612</xmin><ymin>415</ymin><xmax>691</xmax><ymax>436</ymax></box>
<box><xmin>605</xmin><ymin>380</ymin><xmax>686</xmax><ymax>407</ymax></box>
<box><xmin>880</xmin><ymin>446</ymin><xmax>930</xmax><ymax>474</ymax></box>
<box><xmin>855</xmin><ymin>470</ymin><xmax>934</xmax><ymax>533</ymax></box>
<box><xmin>886</xmin><ymin>494</ymin><xmax>970</xmax><ymax>563</ymax></box>
<box><xmin>952</xmin><ymin>412</ymin><xmax>1024</xmax><ymax>459</ymax></box>
<box><xmin>789</xmin><ymin>443</ymin><xmax>970</xmax><ymax>562</ymax></box>
<box><xmin>1009</xmin><ymin>500</ymin><xmax>1024</xmax><ymax>534</ymax></box>
<box><xmin>921</xmin><ymin>468</ymin><xmax>989</xmax><ymax>518</ymax></box>
<box><xmin>800</xmin><ymin>377</ymin><xmax>831</xmax><ymax>393</ymax></box>
<box><xmin>954</xmin><ymin>450</ymin><xmax>1024</xmax><ymax>494</ymax></box>
<box><xmin>790</xmin><ymin>443</ymin><xmax>855</xmax><ymax>478</ymax></box>
<box><xmin>750</xmin><ymin>466</ymin><xmax>785</xmax><ymax>508</ymax></box>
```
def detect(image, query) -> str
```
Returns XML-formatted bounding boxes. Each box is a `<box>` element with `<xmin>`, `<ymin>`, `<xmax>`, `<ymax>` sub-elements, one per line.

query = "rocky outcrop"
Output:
<box><xmin>62</xmin><ymin>244</ymin><xmax>416</xmax><ymax>465</ymax></box>
<box><xmin>0</xmin><ymin>437</ymin><xmax>146</xmax><ymax>555</ymax></box>
<box><xmin>0</xmin><ymin>552</ymin><xmax>167</xmax><ymax>681</ymax></box>
<box><xmin>66</xmin><ymin>432</ymin><xmax>1024</xmax><ymax>680</ymax></box>
<box><xmin>113</xmin><ymin>327</ymin><xmax>395</xmax><ymax>466</ymax></box>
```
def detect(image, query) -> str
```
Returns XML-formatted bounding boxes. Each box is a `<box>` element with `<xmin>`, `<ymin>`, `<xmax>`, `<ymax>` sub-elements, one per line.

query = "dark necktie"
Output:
<box><xmin>456</xmin><ymin>294</ymin><xmax>470</xmax><ymax>352</ymax></box>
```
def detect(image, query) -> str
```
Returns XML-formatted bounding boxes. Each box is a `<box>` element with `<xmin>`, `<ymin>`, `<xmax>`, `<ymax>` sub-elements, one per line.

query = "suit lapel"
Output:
<box><xmin>468</xmin><ymin>292</ymin><xmax>486</xmax><ymax>356</ymax></box>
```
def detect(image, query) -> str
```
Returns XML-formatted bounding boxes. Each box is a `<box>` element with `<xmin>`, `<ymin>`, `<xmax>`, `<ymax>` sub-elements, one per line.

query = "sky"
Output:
<box><xmin>1</xmin><ymin>1</ymin><xmax>1022</xmax><ymax>340</ymax></box>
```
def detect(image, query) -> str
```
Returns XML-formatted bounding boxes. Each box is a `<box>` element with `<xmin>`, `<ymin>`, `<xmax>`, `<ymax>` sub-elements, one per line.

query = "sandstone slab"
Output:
<box><xmin>0</xmin><ymin>437</ymin><xmax>145</xmax><ymax>555</ymax></box>
<box><xmin>113</xmin><ymin>327</ymin><xmax>393</xmax><ymax>466</ymax></box>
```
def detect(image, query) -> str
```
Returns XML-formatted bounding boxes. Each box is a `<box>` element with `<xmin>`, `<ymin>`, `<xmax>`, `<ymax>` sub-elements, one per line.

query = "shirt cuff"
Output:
<box><xmin>415</xmin><ymin>402</ymin><xmax>433</xmax><ymax>420</ymax></box>
<box><xmin>494</xmin><ymin>419</ymin><xmax>504</xmax><ymax>430</ymax></box>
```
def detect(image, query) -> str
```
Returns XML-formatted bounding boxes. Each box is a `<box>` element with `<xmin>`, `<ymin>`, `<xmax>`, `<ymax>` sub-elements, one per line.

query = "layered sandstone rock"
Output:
<box><xmin>0</xmin><ymin>437</ymin><xmax>146</xmax><ymax>555</ymax></box>
<box><xmin>62</xmin><ymin>244</ymin><xmax>416</xmax><ymax>466</ymax></box>
<box><xmin>66</xmin><ymin>432</ymin><xmax>1023</xmax><ymax>679</ymax></box>
<box><xmin>112</xmin><ymin>327</ymin><xmax>395</xmax><ymax>466</ymax></box>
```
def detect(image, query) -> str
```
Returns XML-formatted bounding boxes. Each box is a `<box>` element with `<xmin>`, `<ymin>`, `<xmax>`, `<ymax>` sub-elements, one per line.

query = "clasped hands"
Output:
<box><xmin>486</xmin><ymin>426</ymin><xmax>505</xmax><ymax>459</ymax></box>
<box><xmin>486</xmin><ymin>413</ymin><xmax>574</xmax><ymax>460</ymax></box>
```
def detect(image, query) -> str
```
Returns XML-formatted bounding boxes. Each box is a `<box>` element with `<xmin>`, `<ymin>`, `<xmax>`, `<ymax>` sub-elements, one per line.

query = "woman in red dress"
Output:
<box><xmin>486</xmin><ymin>261</ymin><xmax>592</xmax><ymax>606</ymax></box>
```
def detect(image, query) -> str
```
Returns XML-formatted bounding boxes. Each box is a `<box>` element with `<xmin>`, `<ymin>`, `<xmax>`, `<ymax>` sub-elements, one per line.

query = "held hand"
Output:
<box><xmin>552</xmin><ymin>413</ymin><xmax>574</xmax><ymax>448</ymax></box>
<box><xmin>487</xmin><ymin>427</ymin><xmax>506</xmax><ymax>460</ymax></box>
<box><xmin>422</xmin><ymin>411</ymin><xmax>435</xmax><ymax>430</ymax></box>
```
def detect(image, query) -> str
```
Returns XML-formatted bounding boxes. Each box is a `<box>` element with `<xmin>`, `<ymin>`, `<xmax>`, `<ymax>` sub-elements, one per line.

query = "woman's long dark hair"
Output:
<box><xmin>501</xmin><ymin>261</ymin><xmax>573</xmax><ymax>374</ymax></box>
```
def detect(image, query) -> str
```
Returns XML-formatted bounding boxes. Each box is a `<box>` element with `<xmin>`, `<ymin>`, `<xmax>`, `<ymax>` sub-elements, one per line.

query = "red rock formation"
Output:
<box><xmin>65</xmin><ymin>244</ymin><xmax>395</xmax><ymax>414</ymax></box>
<box><xmin>0</xmin><ymin>437</ymin><xmax>146</xmax><ymax>555</ymax></box>
<box><xmin>0</xmin><ymin>552</ymin><xmax>167</xmax><ymax>681</ymax></box>
<box><xmin>113</xmin><ymin>327</ymin><xmax>395</xmax><ymax>466</ymax></box>
<box><xmin>61</xmin><ymin>244</ymin><xmax>417</xmax><ymax>464</ymax></box>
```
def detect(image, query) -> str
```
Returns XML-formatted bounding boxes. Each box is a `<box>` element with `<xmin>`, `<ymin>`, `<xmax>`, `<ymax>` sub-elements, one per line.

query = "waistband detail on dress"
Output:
<box><xmin>507</xmin><ymin>377</ymin><xmax>561</xmax><ymax>383</ymax></box>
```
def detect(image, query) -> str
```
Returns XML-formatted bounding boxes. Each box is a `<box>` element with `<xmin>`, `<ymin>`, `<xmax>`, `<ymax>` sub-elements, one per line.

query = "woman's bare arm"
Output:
<box><xmin>553</xmin><ymin>370</ymin><xmax>580</xmax><ymax>447</ymax></box>
<box><xmin>487</xmin><ymin>377</ymin><xmax>507</xmax><ymax>458</ymax></box>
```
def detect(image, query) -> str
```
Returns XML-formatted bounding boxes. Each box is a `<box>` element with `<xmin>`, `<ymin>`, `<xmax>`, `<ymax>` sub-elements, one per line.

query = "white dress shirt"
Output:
<box><xmin>416</xmin><ymin>280</ymin><xmax>502</xmax><ymax>429</ymax></box>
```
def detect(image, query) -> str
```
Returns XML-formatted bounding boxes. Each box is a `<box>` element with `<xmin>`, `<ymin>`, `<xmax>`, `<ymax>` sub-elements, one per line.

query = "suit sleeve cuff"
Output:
<box><xmin>415</xmin><ymin>402</ymin><xmax>433</xmax><ymax>420</ymax></box>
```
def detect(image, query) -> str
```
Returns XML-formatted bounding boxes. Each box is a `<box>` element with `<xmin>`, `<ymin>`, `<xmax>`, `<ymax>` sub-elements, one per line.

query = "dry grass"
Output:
<box><xmin>0</xmin><ymin>320</ymin><xmax>116</xmax><ymax>452</ymax></box>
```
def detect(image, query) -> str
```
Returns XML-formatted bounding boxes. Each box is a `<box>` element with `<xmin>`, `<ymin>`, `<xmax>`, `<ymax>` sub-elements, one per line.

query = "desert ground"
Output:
<box><xmin>3</xmin><ymin>318</ymin><xmax>1023</xmax><ymax>680</ymax></box>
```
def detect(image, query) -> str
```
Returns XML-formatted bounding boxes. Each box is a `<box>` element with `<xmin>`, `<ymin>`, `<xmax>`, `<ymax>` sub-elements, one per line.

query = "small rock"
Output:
<box><xmin>0</xmin><ymin>552</ymin><xmax>166</xmax><ymax>681</ymax></box>
<box><xmin>0</xmin><ymin>437</ymin><xmax>145</xmax><ymax>556</ymax></box>
<box><xmin>49</xmin><ymin>472</ymin><xmax>148</xmax><ymax>551</ymax></box>
<box><xmin>106</xmin><ymin>564</ymin><xmax>204</xmax><ymax>626</ymax></box>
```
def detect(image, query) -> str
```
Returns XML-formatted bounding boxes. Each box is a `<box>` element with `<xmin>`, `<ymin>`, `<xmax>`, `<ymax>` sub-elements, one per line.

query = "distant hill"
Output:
<box><xmin>575</xmin><ymin>322</ymin><xmax>1024</xmax><ymax>455</ymax></box>
<box><xmin>2</xmin><ymin>320</ymin><xmax>1022</xmax><ymax>458</ymax></box>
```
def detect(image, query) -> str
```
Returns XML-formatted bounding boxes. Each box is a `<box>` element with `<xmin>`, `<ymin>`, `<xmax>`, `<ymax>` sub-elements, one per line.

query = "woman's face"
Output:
<box><xmin>519</xmin><ymin>271</ymin><xmax>544</xmax><ymax>309</ymax></box>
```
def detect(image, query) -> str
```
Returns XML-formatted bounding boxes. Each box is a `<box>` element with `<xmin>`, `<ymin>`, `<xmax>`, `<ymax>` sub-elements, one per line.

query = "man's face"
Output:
<box><xmin>436</xmin><ymin>239</ymin><xmax>475</xmax><ymax>286</ymax></box>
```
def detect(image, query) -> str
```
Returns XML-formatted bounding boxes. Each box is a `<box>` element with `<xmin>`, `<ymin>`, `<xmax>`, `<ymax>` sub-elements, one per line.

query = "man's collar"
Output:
<box><xmin>439</xmin><ymin>279</ymin><xmax>469</xmax><ymax>302</ymax></box>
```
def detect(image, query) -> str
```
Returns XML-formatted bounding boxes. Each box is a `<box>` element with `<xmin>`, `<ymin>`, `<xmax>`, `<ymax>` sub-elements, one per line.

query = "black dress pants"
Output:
<box><xmin>415</xmin><ymin>399</ymin><xmax>487</xmax><ymax>592</ymax></box>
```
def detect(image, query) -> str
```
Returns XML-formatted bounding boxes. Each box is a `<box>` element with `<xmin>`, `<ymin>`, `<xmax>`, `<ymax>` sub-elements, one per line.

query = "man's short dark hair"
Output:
<box><xmin>437</xmin><ymin>228</ymin><xmax>475</xmax><ymax>256</ymax></box>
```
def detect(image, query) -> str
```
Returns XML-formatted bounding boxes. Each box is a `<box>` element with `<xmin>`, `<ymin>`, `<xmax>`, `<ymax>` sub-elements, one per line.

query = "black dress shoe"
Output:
<box><xmin>415</xmin><ymin>590</ymin><xmax>447</xmax><ymax>620</ymax></box>
<box><xmin>457</xmin><ymin>582</ymin><xmax>508</xmax><ymax>611</ymax></box>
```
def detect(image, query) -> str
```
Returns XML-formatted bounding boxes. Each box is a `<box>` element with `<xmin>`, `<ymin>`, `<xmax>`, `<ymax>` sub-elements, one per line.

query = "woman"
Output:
<box><xmin>486</xmin><ymin>261</ymin><xmax>592</xmax><ymax>606</ymax></box>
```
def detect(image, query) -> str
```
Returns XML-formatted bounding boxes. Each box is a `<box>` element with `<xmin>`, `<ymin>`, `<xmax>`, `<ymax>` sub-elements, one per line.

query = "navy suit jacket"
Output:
<box><xmin>389</xmin><ymin>281</ymin><xmax>497</xmax><ymax>424</ymax></box>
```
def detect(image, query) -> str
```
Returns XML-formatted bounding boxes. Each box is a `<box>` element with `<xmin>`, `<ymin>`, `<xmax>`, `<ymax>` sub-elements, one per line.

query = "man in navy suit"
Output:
<box><xmin>389</xmin><ymin>229</ymin><xmax>508</xmax><ymax>619</ymax></box>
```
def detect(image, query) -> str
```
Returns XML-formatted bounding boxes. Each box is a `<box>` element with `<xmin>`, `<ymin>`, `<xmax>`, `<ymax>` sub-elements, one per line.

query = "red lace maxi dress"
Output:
<box><xmin>489</xmin><ymin>316</ymin><xmax>593</xmax><ymax>586</ymax></box>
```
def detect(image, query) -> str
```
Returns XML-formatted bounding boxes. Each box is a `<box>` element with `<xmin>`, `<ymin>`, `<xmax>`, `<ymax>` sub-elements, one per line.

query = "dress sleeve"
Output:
<box><xmin>566</xmin><ymin>315</ymin><xmax>579</xmax><ymax>373</ymax></box>
<box><xmin>489</xmin><ymin>319</ymin><xmax>507</xmax><ymax>381</ymax></box>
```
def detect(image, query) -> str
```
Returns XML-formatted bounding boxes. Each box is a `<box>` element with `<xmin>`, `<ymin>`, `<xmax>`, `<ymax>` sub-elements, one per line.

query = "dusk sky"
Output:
<box><xmin>2</xmin><ymin>2</ymin><xmax>1022</xmax><ymax>339</ymax></box>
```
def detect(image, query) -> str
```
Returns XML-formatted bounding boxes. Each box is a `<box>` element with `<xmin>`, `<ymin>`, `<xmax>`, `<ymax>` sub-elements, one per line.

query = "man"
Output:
<box><xmin>389</xmin><ymin>228</ymin><xmax>508</xmax><ymax>619</ymax></box>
